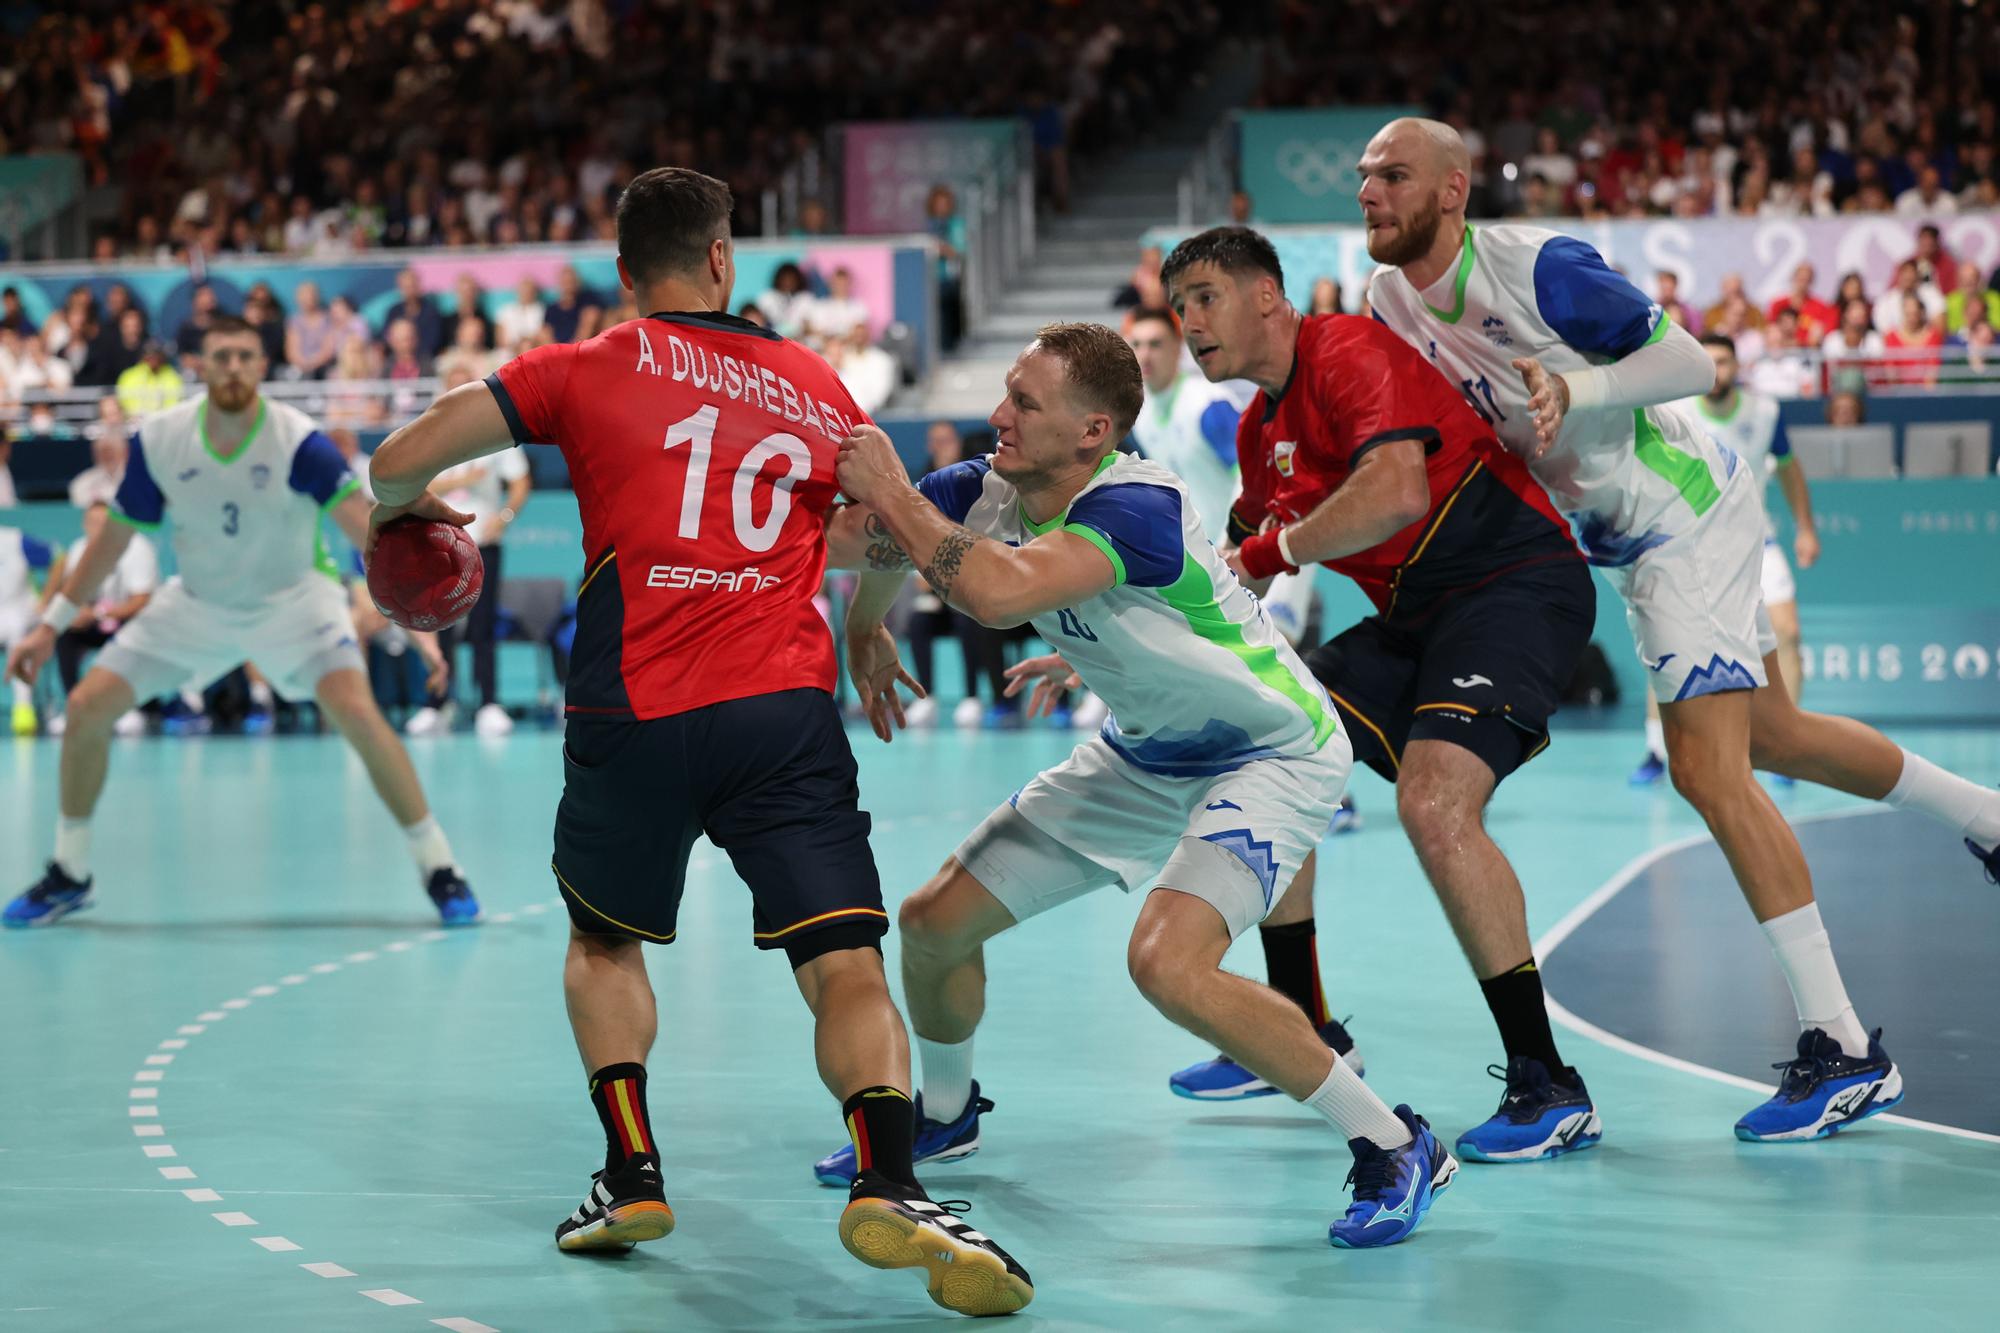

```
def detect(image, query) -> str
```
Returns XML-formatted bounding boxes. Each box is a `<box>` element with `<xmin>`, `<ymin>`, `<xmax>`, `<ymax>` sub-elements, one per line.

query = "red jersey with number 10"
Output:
<box><xmin>488</xmin><ymin>311</ymin><xmax>870</xmax><ymax>720</ymax></box>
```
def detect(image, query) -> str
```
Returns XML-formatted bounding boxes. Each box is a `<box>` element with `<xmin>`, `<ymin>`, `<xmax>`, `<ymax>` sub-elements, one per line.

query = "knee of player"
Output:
<box><xmin>64</xmin><ymin>675</ymin><xmax>127</xmax><ymax>731</ymax></box>
<box><xmin>1665</xmin><ymin>749</ymin><xmax>1747</xmax><ymax>811</ymax></box>
<box><xmin>1395</xmin><ymin>779</ymin><xmax>1475</xmax><ymax>856</ymax></box>
<box><xmin>1124</xmin><ymin>925</ymin><xmax>1197</xmax><ymax>1014</ymax></box>
<box><xmin>896</xmin><ymin>874</ymin><xmax>970</xmax><ymax>953</ymax></box>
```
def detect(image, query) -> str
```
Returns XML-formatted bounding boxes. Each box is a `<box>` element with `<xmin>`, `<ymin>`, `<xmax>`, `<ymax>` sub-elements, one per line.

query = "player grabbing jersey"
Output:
<box><xmin>817</xmin><ymin>321</ymin><xmax>1454</xmax><ymax>1249</ymax></box>
<box><xmin>1162</xmin><ymin>227</ymin><xmax>1604</xmax><ymax>1165</ymax></box>
<box><xmin>1358</xmin><ymin>117</ymin><xmax>2000</xmax><ymax>1142</ymax></box>
<box><xmin>364</xmin><ymin>168</ymin><xmax>1030</xmax><ymax>1315</ymax></box>
<box><xmin>4</xmin><ymin>315</ymin><xmax>478</xmax><ymax>928</ymax></box>
<box><xmin>1632</xmin><ymin>334</ymin><xmax>1820</xmax><ymax>784</ymax></box>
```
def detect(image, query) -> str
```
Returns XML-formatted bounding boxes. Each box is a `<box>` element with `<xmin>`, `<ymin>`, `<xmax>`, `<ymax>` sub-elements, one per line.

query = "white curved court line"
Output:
<box><xmin>1535</xmin><ymin>803</ymin><xmax>2000</xmax><ymax>1147</ymax></box>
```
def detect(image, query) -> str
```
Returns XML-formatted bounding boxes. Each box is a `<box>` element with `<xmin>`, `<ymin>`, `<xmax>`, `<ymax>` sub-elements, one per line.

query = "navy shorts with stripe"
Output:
<box><xmin>1303</xmin><ymin>557</ymin><xmax>1595</xmax><ymax>785</ymax></box>
<box><xmin>553</xmin><ymin>688</ymin><xmax>886</xmax><ymax>965</ymax></box>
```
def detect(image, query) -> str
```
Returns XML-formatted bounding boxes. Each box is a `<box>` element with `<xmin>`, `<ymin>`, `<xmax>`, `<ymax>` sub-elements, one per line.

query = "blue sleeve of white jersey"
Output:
<box><xmin>1531</xmin><ymin>236</ymin><xmax>1664</xmax><ymax>359</ymax></box>
<box><xmin>915</xmin><ymin>458</ymin><xmax>992</xmax><ymax>524</ymax></box>
<box><xmin>112</xmin><ymin>433</ymin><xmax>166</xmax><ymax>527</ymax></box>
<box><xmin>19</xmin><ymin>533</ymin><xmax>54</xmax><ymax>570</ymax></box>
<box><xmin>1198</xmin><ymin>400</ymin><xmax>1239</xmax><ymax>468</ymax></box>
<box><xmin>1769</xmin><ymin>414</ymin><xmax>1792</xmax><ymax>461</ymax></box>
<box><xmin>1061</xmin><ymin>483</ymin><xmax>1184</xmax><ymax>589</ymax></box>
<box><xmin>288</xmin><ymin>430</ymin><xmax>359</xmax><ymax>507</ymax></box>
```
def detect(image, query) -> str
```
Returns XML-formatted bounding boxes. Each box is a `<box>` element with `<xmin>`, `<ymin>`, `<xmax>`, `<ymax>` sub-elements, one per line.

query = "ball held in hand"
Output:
<box><xmin>367</xmin><ymin>517</ymin><xmax>484</xmax><ymax>632</ymax></box>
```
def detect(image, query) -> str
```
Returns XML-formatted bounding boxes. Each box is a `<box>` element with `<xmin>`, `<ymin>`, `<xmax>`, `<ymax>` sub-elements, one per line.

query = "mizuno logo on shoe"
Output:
<box><xmin>1366</xmin><ymin>1168</ymin><xmax>1421</xmax><ymax>1227</ymax></box>
<box><xmin>1452</xmin><ymin>674</ymin><xmax>1493</xmax><ymax>688</ymax></box>
<box><xmin>1824</xmin><ymin>1083</ymin><xmax>1876</xmax><ymax>1118</ymax></box>
<box><xmin>1553</xmin><ymin>1114</ymin><xmax>1586</xmax><ymax>1147</ymax></box>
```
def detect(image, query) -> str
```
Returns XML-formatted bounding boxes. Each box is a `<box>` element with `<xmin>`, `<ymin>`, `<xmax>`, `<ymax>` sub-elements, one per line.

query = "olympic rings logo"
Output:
<box><xmin>1274</xmin><ymin>139</ymin><xmax>1362</xmax><ymax>197</ymax></box>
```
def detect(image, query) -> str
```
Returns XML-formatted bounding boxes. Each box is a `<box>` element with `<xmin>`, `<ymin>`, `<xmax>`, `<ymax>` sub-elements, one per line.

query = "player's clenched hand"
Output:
<box><xmin>1794</xmin><ymin>525</ymin><xmax>1821</xmax><ymax>570</ymax></box>
<box><xmin>848</xmin><ymin>623</ymin><xmax>926</xmax><ymax>743</ymax></box>
<box><xmin>363</xmin><ymin>493</ymin><xmax>475</xmax><ymax>564</ymax></box>
<box><xmin>1511</xmin><ymin>357</ymin><xmax>1568</xmax><ymax>458</ymax></box>
<box><xmin>1003</xmin><ymin>653</ymin><xmax>1082</xmax><ymax>720</ymax></box>
<box><xmin>5</xmin><ymin>624</ymin><xmax>55</xmax><ymax>687</ymax></box>
<box><xmin>835</xmin><ymin>425</ymin><xmax>910</xmax><ymax>506</ymax></box>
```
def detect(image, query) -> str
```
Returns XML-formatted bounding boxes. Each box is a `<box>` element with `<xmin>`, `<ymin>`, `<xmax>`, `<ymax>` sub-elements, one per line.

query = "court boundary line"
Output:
<box><xmin>122</xmin><ymin>904</ymin><xmax>559</xmax><ymax>1333</ymax></box>
<box><xmin>1535</xmin><ymin>803</ymin><xmax>2000</xmax><ymax>1147</ymax></box>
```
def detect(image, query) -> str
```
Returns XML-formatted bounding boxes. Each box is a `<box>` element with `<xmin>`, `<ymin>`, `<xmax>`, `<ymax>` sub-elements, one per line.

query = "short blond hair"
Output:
<box><xmin>1031</xmin><ymin>322</ymin><xmax>1143</xmax><ymax>438</ymax></box>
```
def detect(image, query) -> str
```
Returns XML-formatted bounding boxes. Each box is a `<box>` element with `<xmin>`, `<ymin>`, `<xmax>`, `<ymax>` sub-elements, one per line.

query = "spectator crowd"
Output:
<box><xmin>1</xmin><ymin>0</ymin><xmax>1225</xmax><ymax>263</ymax></box>
<box><xmin>1257</xmin><ymin>1</ymin><xmax>2000</xmax><ymax>223</ymax></box>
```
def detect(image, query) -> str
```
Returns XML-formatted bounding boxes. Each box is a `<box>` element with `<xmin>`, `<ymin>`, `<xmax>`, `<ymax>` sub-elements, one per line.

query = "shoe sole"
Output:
<box><xmin>1734</xmin><ymin>1074</ymin><xmax>1905</xmax><ymax>1143</ymax></box>
<box><xmin>557</xmin><ymin>1199</ymin><xmax>676</xmax><ymax>1252</ymax></box>
<box><xmin>838</xmin><ymin>1196</ymin><xmax>1033</xmax><ymax>1316</ymax></box>
<box><xmin>4</xmin><ymin>895</ymin><xmax>95</xmax><ymax>929</ymax></box>
<box><xmin>1455</xmin><ymin>1110</ymin><xmax>1603</xmax><ymax>1163</ymax></box>
<box><xmin>815</xmin><ymin>1140</ymin><xmax>979</xmax><ymax>1189</ymax></box>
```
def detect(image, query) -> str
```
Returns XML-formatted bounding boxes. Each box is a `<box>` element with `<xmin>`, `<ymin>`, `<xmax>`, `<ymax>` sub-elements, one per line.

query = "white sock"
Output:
<box><xmin>1884</xmin><ymin>747</ymin><xmax>2000</xmax><ymax>849</ymax></box>
<box><xmin>249</xmin><ymin>679</ymin><xmax>275</xmax><ymax>707</ymax></box>
<box><xmin>402</xmin><ymin>815</ymin><xmax>457</xmax><ymax>876</ymax></box>
<box><xmin>1644</xmin><ymin>716</ymin><xmax>1667</xmax><ymax>763</ymax></box>
<box><xmin>916</xmin><ymin>1034</ymin><xmax>975</xmax><ymax>1124</ymax></box>
<box><xmin>54</xmin><ymin>817</ymin><xmax>92</xmax><ymax>881</ymax></box>
<box><xmin>1303</xmin><ymin>1052</ymin><xmax>1411</xmax><ymax>1149</ymax></box>
<box><xmin>1761</xmin><ymin>903</ymin><xmax>1870</xmax><ymax>1057</ymax></box>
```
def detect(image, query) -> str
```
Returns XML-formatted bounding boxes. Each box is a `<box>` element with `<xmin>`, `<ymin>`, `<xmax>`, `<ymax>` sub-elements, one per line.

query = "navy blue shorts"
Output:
<box><xmin>552</xmin><ymin>688</ymin><xmax>886</xmax><ymax>966</ymax></box>
<box><xmin>1304</xmin><ymin>558</ymin><xmax>1596</xmax><ymax>785</ymax></box>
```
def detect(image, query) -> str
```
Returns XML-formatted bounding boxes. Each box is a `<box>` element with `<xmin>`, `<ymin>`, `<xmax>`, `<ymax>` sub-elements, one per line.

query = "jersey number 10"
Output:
<box><xmin>663</xmin><ymin>405</ymin><xmax>814</xmax><ymax>554</ymax></box>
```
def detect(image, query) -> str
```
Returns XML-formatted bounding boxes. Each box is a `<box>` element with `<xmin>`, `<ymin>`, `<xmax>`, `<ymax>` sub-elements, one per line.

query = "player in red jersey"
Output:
<box><xmin>364</xmin><ymin>169</ymin><xmax>1031</xmax><ymax>1316</ymax></box>
<box><xmin>1159</xmin><ymin>227</ymin><xmax>1608</xmax><ymax>1165</ymax></box>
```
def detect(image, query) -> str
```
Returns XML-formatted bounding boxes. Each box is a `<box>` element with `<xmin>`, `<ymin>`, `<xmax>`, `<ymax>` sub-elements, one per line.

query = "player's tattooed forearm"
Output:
<box><xmin>863</xmin><ymin>511</ymin><xmax>914</xmax><ymax>570</ymax></box>
<box><xmin>923</xmin><ymin>529</ymin><xmax>979</xmax><ymax>601</ymax></box>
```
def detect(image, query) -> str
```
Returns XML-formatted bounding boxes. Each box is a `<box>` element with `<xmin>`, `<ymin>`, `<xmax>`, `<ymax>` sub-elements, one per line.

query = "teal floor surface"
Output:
<box><xmin>3</xmin><ymin>721</ymin><xmax>1996</xmax><ymax>1331</ymax></box>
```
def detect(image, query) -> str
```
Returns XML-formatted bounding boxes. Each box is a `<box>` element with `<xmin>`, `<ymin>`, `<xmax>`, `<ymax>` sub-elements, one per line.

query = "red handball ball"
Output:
<box><xmin>368</xmin><ymin>518</ymin><xmax>484</xmax><ymax>632</ymax></box>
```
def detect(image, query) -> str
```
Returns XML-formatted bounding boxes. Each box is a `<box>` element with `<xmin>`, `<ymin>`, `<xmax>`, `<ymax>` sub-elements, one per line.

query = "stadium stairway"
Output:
<box><xmin>909</xmin><ymin>42</ymin><xmax>1261</xmax><ymax>419</ymax></box>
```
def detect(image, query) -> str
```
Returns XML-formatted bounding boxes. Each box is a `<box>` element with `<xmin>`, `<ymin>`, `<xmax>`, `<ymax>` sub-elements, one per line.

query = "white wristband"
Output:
<box><xmin>1559</xmin><ymin>367</ymin><xmax>1602</xmax><ymax>413</ymax></box>
<box><xmin>40</xmin><ymin>594</ymin><xmax>80</xmax><ymax>634</ymax></box>
<box><xmin>1276</xmin><ymin>526</ymin><xmax>1300</xmax><ymax>570</ymax></box>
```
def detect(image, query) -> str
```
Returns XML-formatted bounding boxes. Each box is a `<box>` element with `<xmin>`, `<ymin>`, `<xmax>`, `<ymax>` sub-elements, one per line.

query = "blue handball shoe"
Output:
<box><xmin>1455</xmin><ymin>1056</ymin><xmax>1603</xmax><ymax>1162</ymax></box>
<box><xmin>1329</xmin><ymin>795</ymin><xmax>1362</xmax><ymax>835</ymax></box>
<box><xmin>1968</xmin><ymin>834</ymin><xmax>1999</xmax><ymax>885</ymax></box>
<box><xmin>815</xmin><ymin>1084</ymin><xmax>993</xmax><ymax>1187</ymax></box>
<box><xmin>3</xmin><ymin>862</ymin><xmax>95</xmax><ymax>928</ymax></box>
<box><xmin>1628</xmin><ymin>752</ymin><xmax>1666</xmax><ymax>786</ymax></box>
<box><xmin>1328</xmin><ymin>1104</ymin><xmax>1456</xmax><ymax>1249</ymax></box>
<box><xmin>1170</xmin><ymin>1018</ymin><xmax>1364</xmax><ymax>1100</ymax></box>
<box><xmin>1734</xmin><ymin>1028</ymin><xmax>1902</xmax><ymax>1142</ymax></box>
<box><xmin>425</xmin><ymin>868</ymin><xmax>482</xmax><ymax>926</ymax></box>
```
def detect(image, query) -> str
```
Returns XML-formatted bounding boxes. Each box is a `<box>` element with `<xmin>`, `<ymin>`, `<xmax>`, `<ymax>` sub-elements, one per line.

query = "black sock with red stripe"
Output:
<box><xmin>1260</xmin><ymin>919</ymin><xmax>1332</xmax><ymax>1027</ymax></box>
<box><xmin>589</xmin><ymin>1063</ymin><xmax>656</xmax><ymax>1172</ymax></box>
<box><xmin>842</xmin><ymin>1086</ymin><xmax>918</xmax><ymax>1189</ymax></box>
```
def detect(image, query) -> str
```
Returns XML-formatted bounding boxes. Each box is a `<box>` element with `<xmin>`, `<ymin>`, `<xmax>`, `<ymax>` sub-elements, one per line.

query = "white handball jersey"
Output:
<box><xmin>112</xmin><ymin>396</ymin><xmax>358</xmax><ymax>610</ymax></box>
<box><xmin>1681</xmin><ymin>388</ymin><xmax>1791</xmax><ymax>540</ymax></box>
<box><xmin>1368</xmin><ymin>223</ymin><xmax>1739</xmax><ymax>567</ymax></box>
<box><xmin>918</xmin><ymin>452</ymin><xmax>1338</xmax><ymax>777</ymax></box>
<box><xmin>0</xmin><ymin>527</ymin><xmax>58</xmax><ymax>622</ymax></box>
<box><xmin>1128</xmin><ymin>371</ymin><xmax>1243</xmax><ymax>544</ymax></box>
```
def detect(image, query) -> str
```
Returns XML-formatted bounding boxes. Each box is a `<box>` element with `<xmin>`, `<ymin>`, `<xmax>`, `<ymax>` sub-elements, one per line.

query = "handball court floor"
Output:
<box><xmin>3</xmin><ymin>720</ymin><xmax>1996</xmax><ymax>1332</ymax></box>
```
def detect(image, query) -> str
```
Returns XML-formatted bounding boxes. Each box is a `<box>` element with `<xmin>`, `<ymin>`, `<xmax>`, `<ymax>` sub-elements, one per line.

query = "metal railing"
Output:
<box><xmin>1757</xmin><ymin>344</ymin><xmax>2000</xmax><ymax>397</ymax></box>
<box><xmin>1177</xmin><ymin>116</ymin><xmax>1237</xmax><ymax>228</ymax></box>
<box><xmin>959</xmin><ymin>124</ymin><xmax>1037</xmax><ymax>333</ymax></box>
<box><xmin>2</xmin><ymin>378</ymin><xmax>445</xmax><ymax>440</ymax></box>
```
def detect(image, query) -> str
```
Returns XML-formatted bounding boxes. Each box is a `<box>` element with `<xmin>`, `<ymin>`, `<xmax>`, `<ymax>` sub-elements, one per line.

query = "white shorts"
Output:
<box><xmin>1611</xmin><ymin>472</ymin><xmax>1777</xmax><ymax>702</ymax></box>
<box><xmin>0</xmin><ymin>600</ymin><xmax>33</xmax><ymax>648</ymax></box>
<box><xmin>1760</xmin><ymin>539</ymin><xmax>1797</xmax><ymax>607</ymax></box>
<box><xmin>955</xmin><ymin>734</ymin><xmax>1350</xmax><ymax>940</ymax></box>
<box><xmin>96</xmin><ymin>575</ymin><xmax>365</xmax><ymax>703</ymax></box>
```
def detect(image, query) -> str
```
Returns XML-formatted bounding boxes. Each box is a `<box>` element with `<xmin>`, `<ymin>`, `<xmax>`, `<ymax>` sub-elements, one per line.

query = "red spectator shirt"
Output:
<box><xmin>1230</xmin><ymin>314</ymin><xmax>1575</xmax><ymax>616</ymax></box>
<box><xmin>488</xmin><ymin>311</ymin><xmax>868</xmax><ymax>720</ymax></box>
<box><xmin>1767</xmin><ymin>295</ymin><xmax>1838</xmax><ymax>346</ymax></box>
